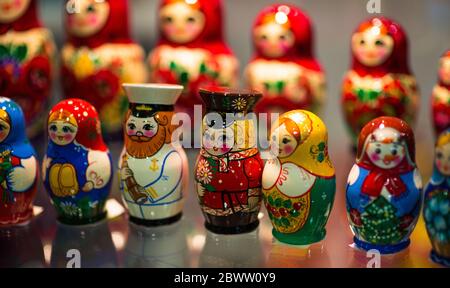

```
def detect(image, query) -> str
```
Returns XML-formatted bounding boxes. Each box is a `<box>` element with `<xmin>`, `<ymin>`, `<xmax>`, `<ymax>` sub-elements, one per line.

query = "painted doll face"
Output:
<box><xmin>352</xmin><ymin>27</ymin><xmax>394</xmax><ymax>67</ymax></box>
<box><xmin>49</xmin><ymin>120</ymin><xmax>78</xmax><ymax>146</ymax></box>
<box><xmin>0</xmin><ymin>118</ymin><xmax>11</xmax><ymax>143</ymax></box>
<box><xmin>439</xmin><ymin>55</ymin><xmax>450</xmax><ymax>85</ymax></box>
<box><xmin>202</xmin><ymin>116</ymin><xmax>235</xmax><ymax>157</ymax></box>
<box><xmin>67</xmin><ymin>0</ymin><xmax>110</xmax><ymax>38</ymax></box>
<box><xmin>270</xmin><ymin>124</ymin><xmax>298</xmax><ymax>158</ymax></box>
<box><xmin>365</xmin><ymin>128</ymin><xmax>406</xmax><ymax>169</ymax></box>
<box><xmin>435</xmin><ymin>143</ymin><xmax>450</xmax><ymax>176</ymax></box>
<box><xmin>0</xmin><ymin>0</ymin><xmax>30</xmax><ymax>23</ymax></box>
<box><xmin>126</xmin><ymin>115</ymin><xmax>158</xmax><ymax>141</ymax></box>
<box><xmin>254</xmin><ymin>22</ymin><xmax>295</xmax><ymax>58</ymax></box>
<box><xmin>160</xmin><ymin>2</ymin><xmax>206</xmax><ymax>44</ymax></box>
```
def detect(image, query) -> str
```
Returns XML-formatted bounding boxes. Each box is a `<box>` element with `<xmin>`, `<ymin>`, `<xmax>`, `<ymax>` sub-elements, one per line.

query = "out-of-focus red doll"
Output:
<box><xmin>61</xmin><ymin>0</ymin><xmax>148</xmax><ymax>136</ymax></box>
<box><xmin>245</xmin><ymin>4</ymin><xmax>325</xmax><ymax>115</ymax></box>
<box><xmin>0</xmin><ymin>0</ymin><xmax>56</xmax><ymax>138</ymax></box>
<box><xmin>431</xmin><ymin>50</ymin><xmax>450</xmax><ymax>136</ymax></box>
<box><xmin>341</xmin><ymin>17</ymin><xmax>419</xmax><ymax>147</ymax></box>
<box><xmin>148</xmin><ymin>0</ymin><xmax>239</xmax><ymax>117</ymax></box>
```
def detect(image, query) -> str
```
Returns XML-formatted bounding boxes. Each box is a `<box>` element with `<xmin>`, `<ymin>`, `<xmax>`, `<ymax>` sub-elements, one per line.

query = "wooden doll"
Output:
<box><xmin>424</xmin><ymin>129</ymin><xmax>450</xmax><ymax>267</ymax></box>
<box><xmin>342</xmin><ymin>17</ymin><xmax>419</xmax><ymax>146</ymax></box>
<box><xmin>61</xmin><ymin>0</ymin><xmax>148</xmax><ymax>135</ymax></box>
<box><xmin>346</xmin><ymin>116</ymin><xmax>422</xmax><ymax>254</ymax></box>
<box><xmin>262</xmin><ymin>110</ymin><xmax>335</xmax><ymax>245</ymax></box>
<box><xmin>431</xmin><ymin>50</ymin><xmax>450</xmax><ymax>136</ymax></box>
<box><xmin>149</xmin><ymin>0</ymin><xmax>239</xmax><ymax>117</ymax></box>
<box><xmin>246</xmin><ymin>4</ymin><xmax>325</xmax><ymax>115</ymax></box>
<box><xmin>43</xmin><ymin>99</ymin><xmax>113</xmax><ymax>225</ymax></box>
<box><xmin>0</xmin><ymin>0</ymin><xmax>56</xmax><ymax>138</ymax></box>
<box><xmin>0</xmin><ymin>97</ymin><xmax>38</xmax><ymax>226</ymax></box>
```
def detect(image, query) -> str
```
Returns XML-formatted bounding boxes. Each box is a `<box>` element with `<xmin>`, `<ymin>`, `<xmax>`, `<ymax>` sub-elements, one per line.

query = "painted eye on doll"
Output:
<box><xmin>143</xmin><ymin>124</ymin><xmax>154</xmax><ymax>131</ymax></box>
<box><xmin>360</xmin><ymin>39</ymin><xmax>365</xmax><ymax>45</ymax></box>
<box><xmin>49</xmin><ymin>124</ymin><xmax>58</xmax><ymax>132</ymax></box>
<box><xmin>62</xmin><ymin>126</ymin><xmax>74</xmax><ymax>133</ymax></box>
<box><xmin>128</xmin><ymin>123</ymin><xmax>136</xmax><ymax>130</ymax></box>
<box><xmin>186</xmin><ymin>16</ymin><xmax>196</xmax><ymax>23</ymax></box>
<box><xmin>391</xmin><ymin>148</ymin><xmax>398</xmax><ymax>156</ymax></box>
<box><xmin>164</xmin><ymin>16</ymin><xmax>173</xmax><ymax>24</ymax></box>
<box><xmin>282</xmin><ymin>138</ymin><xmax>291</xmax><ymax>144</ymax></box>
<box><xmin>279</xmin><ymin>34</ymin><xmax>287</xmax><ymax>41</ymax></box>
<box><xmin>86</xmin><ymin>4</ymin><xmax>95</xmax><ymax>13</ymax></box>
<box><xmin>375</xmin><ymin>148</ymin><xmax>381</xmax><ymax>154</ymax></box>
<box><xmin>375</xmin><ymin>39</ymin><xmax>385</xmax><ymax>46</ymax></box>
<box><xmin>207</xmin><ymin>120</ymin><xmax>216</xmax><ymax>128</ymax></box>
<box><xmin>437</xmin><ymin>152</ymin><xmax>443</xmax><ymax>159</ymax></box>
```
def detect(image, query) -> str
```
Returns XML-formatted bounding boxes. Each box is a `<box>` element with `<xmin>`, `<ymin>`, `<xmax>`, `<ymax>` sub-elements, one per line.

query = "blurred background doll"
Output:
<box><xmin>431</xmin><ymin>50</ymin><xmax>450</xmax><ymax>136</ymax></box>
<box><xmin>149</xmin><ymin>0</ymin><xmax>239</xmax><ymax>118</ymax></box>
<box><xmin>0</xmin><ymin>0</ymin><xmax>56</xmax><ymax>138</ymax></box>
<box><xmin>245</xmin><ymin>4</ymin><xmax>325</xmax><ymax>115</ymax></box>
<box><xmin>341</xmin><ymin>17</ymin><xmax>419</xmax><ymax>147</ymax></box>
<box><xmin>61</xmin><ymin>0</ymin><xmax>148</xmax><ymax>137</ymax></box>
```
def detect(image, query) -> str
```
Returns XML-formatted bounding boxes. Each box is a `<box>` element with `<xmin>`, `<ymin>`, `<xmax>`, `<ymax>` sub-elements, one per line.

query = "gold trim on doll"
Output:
<box><xmin>0</xmin><ymin>109</ymin><xmax>11</xmax><ymax>143</ymax></box>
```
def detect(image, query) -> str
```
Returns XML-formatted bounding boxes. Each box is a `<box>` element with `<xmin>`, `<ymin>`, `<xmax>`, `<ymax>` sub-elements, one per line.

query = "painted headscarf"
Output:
<box><xmin>251</xmin><ymin>3</ymin><xmax>321</xmax><ymax>72</ymax></box>
<box><xmin>430</xmin><ymin>128</ymin><xmax>450</xmax><ymax>186</ymax></box>
<box><xmin>351</xmin><ymin>17</ymin><xmax>411</xmax><ymax>77</ymax></box>
<box><xmin>438</xmin><ymin>49</ymin><xmax>450</xmax><ymax>90</ymax></box>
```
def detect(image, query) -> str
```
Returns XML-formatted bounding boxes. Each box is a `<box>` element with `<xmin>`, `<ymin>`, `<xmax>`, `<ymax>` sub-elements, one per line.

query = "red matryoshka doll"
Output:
<box><xmin>61</xmin><ymin>0</ymin><xmax>148</xmax><ymax>135</ymax></box>
<box><xmin>346</xmin><ymin>116</ymin><xmax>422</xmax><ymax>254</ymax></box>
<box><xmin>342</xmin><ymin>17</ymin><xmax>419</xmax><ymax>146</ymax></box>
<box><xmin>149</xmin><ymin>0</ymin><xmax>239</xmax><ymax>117</ymax></box>
<box><xmin>246</xmin><ymin>4</ymin><xmax>325</xmax><ymax>115</ymax></box>
<box><xmin>431</xmin><ymin>50</ymin><xmax>450</xmax><ymax>136</ymax></box>
<box><xmin>43</xmin><ymin>99</ymin><xmax>113</xmax><ymax>225</ymax></box>
<box><xmin>0</xmin><ymin>97</ymin><xmax>38</xmax><ymax>226</ymax></box>
<box><xmin>0</xmin><ymin>0</ymin><xmax>56</xmax><ymax>138</ymax></box>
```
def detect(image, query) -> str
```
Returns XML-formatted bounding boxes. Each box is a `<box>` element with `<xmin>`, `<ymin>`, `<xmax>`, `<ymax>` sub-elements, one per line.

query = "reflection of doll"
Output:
<box><xmin>431</xmin><ymin>50</ymin><xmax>450</xmax><ymax>136</ymax></box>
<box><xmin>61</xmin><ymin>0</ymin><xmax>148</xmax><ymax>135</ymax></box>
<box><xmin>342</xmin><ymin>17</ymin><xmax>419</xmax><ymax>145</ymax></box>
<box><xmin>0</xmin><ymin>0</ymin><xmax>56</xmax><ymax>138</ymax></box>
<box><xmin>346</xmin><ymin>116</ymin><xmax>422</xmax><ymax>254</ymax></box>
<box><xmin>263</xmin><ymin>110</ymin><xmax>335</xmax><ymax>245</ymax></box>
<box><xmin>0</xmin><ymin>97</ymin><xmax>38</xmax><ymax>226</ymax></box>
<box><xmin>246</xmin><ymin>4</ymin><xmax>325</xmax><ymax>114</ymax></box>
<box><xmin>423</xmin><ymin>129</ymin><xmax>450</xmax><ymax>267</ymax></box>
<box><xmin>149</xmin><ymin>0</ymin><xmax>239</xmax><ymax>116</ymax></box>
<box><xmin>43</xmin><ymin>99</ymin><xmax>112</xmax><ymax>225</ymax></box>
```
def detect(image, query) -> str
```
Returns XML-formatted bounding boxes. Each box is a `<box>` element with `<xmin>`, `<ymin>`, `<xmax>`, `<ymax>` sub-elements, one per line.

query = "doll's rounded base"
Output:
<box><xmin>57</xmin><ymin>212</ymin><xmax>107</xmax><ymax>226</ymax></box>
<box><xmin>129</xmin><ymin>213</ymin><xmax>182</xmax><ymax>227</ymax></box>
<box><xmin>430</xmin><ymin>250</ymin><xmax>450</xmax><ymax>267</ymax></box>
<box><xmin>205</xmin><ymin>220</ymin><xmax>259</xmax><ymax>235</ymax></box>
<box><xmin>273</xmin><ymin>229</ymin><xmax>325</xmax><ymax>245</ymax></box>
<box><xmin>353</xmin><ymin>237</ymin><xmax>410</xmax><ymax>254</ymax></box>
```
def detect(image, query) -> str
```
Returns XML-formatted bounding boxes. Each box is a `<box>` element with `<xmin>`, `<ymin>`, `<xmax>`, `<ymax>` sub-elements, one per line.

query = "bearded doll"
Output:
<box><xmin>43</xmin><ymin>99</ymin><xmax>113</xmax><ymax>225</ymax></box>
<box><xmin>0</xmin><ymin>0</ymin><xmax>56</xmax><ymax>138</ymax></box>
<box><xmin>431</xmin><ymin>50</ymin><xmax>450</xmax><ymax>136</ymax></box>
<box><xmin>245</xmin><ymin>4</ymin><xmax>325</xmax><ymax>115</ymax></box>
<box><xmin>0</xmin><ymin>97</ymin><xmax>38</xmax><ymax>226</ymax></box>
<box><xmin>149</xmin><ymin>0</ymin><xmax>239</xmax><ymax>118</ymax></box>
<box><xmin>61</xmin><ymin>0</ymin><xmax>148</xmax><ymax>135</ymax></box>
<box><xmin>342</xmin><ymin>17</ymin><xmax>419</xmax><ymax>146</ymax></box>
<box><xmin>119</xmin><ymin>84</ymin><xmax>188</xmax><ymax>226</ymax></box>
<box><xmin>346</xmin><ymin>116</ymin><xmax>422</xmax><ymax>254</ymax></box>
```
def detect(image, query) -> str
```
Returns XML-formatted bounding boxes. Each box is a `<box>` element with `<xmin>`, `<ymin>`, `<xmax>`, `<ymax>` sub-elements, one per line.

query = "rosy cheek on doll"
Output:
<box><xmin>143</xmin><ymin>130</ymin><xmax>156</xmax><ymax>138</ymax></box>
<box><xmin>13</xmin><ymin>0</ymin><xmax>22</xmax><ymax>8</ymax></box>
<box><xmin>370</xmin><ymin>152</ymin><xmax>380</xmax><ymax>163</ymax></box>
<box><xmin>64</xmin><ymin>133</ymin><xmax>74</xmax><ymax>142</ymax></box>
<box><xmin>49</xmin><ymin>132</ymin><xmax>57</xmax><ymax>141</ymax></box>
<box><xmin>283</xmin><ymin>144</ymin><xmax>294</xmax><ymax>155</ymax></box>
<box><xmin>88</xmin><ymin>14</ymin><xmax>98</xmax><ymax>25</ymax></box>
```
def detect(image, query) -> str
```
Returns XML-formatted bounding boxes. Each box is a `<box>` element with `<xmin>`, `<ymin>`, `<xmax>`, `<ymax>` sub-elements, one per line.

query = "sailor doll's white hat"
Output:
<box><xmin>122</xmin><ymin>83</ymin><xmax>184</xmax><ymax>105</ymax></box>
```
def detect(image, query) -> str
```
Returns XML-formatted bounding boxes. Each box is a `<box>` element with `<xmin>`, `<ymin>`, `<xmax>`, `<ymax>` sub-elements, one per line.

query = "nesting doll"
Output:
<box><xmin>346</xmin><ymin>116</ymin><xmax>422</xmax><ymax>254</ymax></box>
<box><xmin>424</xmin><ymin>129</ymin><xmax>450</xmax><ymax>267</ymax></box>
<box><xmin>262</xmin><ymin>110</ymin><xmax>335</xmax><ymax>245</ymax></box>
<box><xmin>119</xmin><ymin>84</ymin><xmax>188</xmax><ymax>226</ymax></box>
<box><xmin>0</xmin><ymin>97</ymin><xmax>38</xmax><ymax>226</ymax></box>
<box><xmin>0</xmin><ymin>0</ymin><xmax>56</xmax><ymax>138</ymax></box>
<box><xmin>431</xmin><ymin>50</ymin><xmax>450</xmax><ymax>136</ymax></box>
<box><xmin>61</xmin><ymin>0</ymin><xmax>148</xmax><ymax>135</ymax></box>
<box><xmin>149</xmin><ymin>0</ymin><xmax>239</xmax><ymax>117</ymax></box>
<box><xmin>194</xmin><ymin>88</ymin><xmax>263</xmax><ymax>234</ymax></box>
<box><xmin>246</xmin><ymin>4</ymin><xmax>325</xmax><ymax>115</ymax></box>
<box><xmin>43</xmin><ymin>99</ymin><xmax>112</xmax><ymax>225</ymax></box>
<box><xmin>342</xmin><ymin>17</ymin><xmax>419</xmax><ymax>145</ymax></box>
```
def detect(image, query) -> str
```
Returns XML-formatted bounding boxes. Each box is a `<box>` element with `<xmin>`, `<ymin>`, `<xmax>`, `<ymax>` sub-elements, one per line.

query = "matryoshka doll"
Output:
<box><xmin>43</xmin><ymin>99</ymin><xmax>113</xmax><ymax>225</ymax></box>
<box><xmin>342</xmin><ymin>17</ymin><xmax>419</xmax><ymax>146</ymax></box>
<box><xmin>262</xmin><ymin>110</ymin><xmax>335</xmax><ymax>245</ymax></box>
<box><xmin>119</xmin><ymin>84</ymin><xmax>188</xmax><ymax>226</ymax></box>
<box><xmin>0</xmin><ymin>0</ymin><xmax>56</xmax><ymax>138</ymax></box>
<box><xmin>61</xmin><ymin>0</ymin><xmax>148</xmax><ymax>135</ymax></box>
<box><xmin>431</xmin><ymin>50</ymin><xmax>450</xmax><ymax>136</ymax></box>
<box><xmin>0</xmin><ymin>97</ymin><xmax>38</xmax><ymax>226</ymax></box>
<box><xmin>346</xmin><ymin>116</ymin><xmax>422</xmax><ymax>254</ymax></box>
<box><xmin>149</xmin><ymin>0</ymin><xmax>239</xmax><ymax>118</ymax></box>
<box><xmin>423</xmin><ymin>129</ymin><xmax>450</xmax><ymax>267</ymax></box>
<box><xmin>194</xmin><ymin>87</ymin><xmax>263</xmax><ymax>234</ymax></box>
<box><xmin>246</xmin><ymin>4</ymin><xmax>325</xmax><ymax>115</ymax></box>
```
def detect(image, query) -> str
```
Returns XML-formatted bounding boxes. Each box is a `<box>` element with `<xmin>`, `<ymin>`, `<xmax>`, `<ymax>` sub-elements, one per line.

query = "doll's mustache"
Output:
<box><xmin>129</xmin><ymin>135</ymin><xmax>152</xmax><ymax>142</ymax></box>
